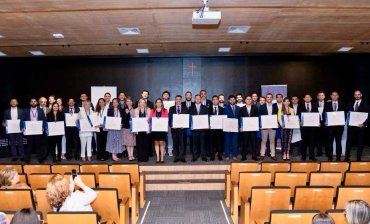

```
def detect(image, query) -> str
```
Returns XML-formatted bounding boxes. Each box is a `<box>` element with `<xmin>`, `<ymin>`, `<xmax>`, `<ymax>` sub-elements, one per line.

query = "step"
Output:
<box><xmin>144</xmin><ymin>170</ymin><xmax>226</xmax><ymax>180</ymax></box>
<box><xmin>145</xmin><ymin>179</ymin><xmax>225</xmax><ymax>191</ymax></box>
<box><xmin>140</xmin><ymin>164</ymin><xmax>230</xmax><ymax>172</ymax></box>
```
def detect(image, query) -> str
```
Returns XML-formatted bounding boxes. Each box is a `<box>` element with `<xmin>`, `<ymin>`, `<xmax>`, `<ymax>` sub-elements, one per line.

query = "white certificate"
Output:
<box><xmin>104</xmin><ymin>116</ymin><xmax>122</xmax><ymax>130</ymax></box>
<box><xmin>223</xmin><ymin>118</ymin><xmax>238</xmax><ymax>132</ymax></box>
<box><xmin>89</xmin><ymin>113</ymin><xmax>101</xmax><ymax>127</ymax></box>
<box><xmin>78</xmin><ymin>119</ymin><xmax>96</xmax><ymax>132</ymax></box>
<box><xmin>191</xmin><ymin>115</ymin><xmax>209</xmax><ymax>130</ymax></box>
<box><xmin>6</xmin><ymin>120</ymin><xmax>21</xmax><ymax>134</ymax></box>
<box><xmin>47</xmin><ymin>121</ymin><xmax>65</xmax><ymax>136</ymax></box>
<box><xmin>348</xmin><ymin>112</ymin><xmax>368</xmax><ymax>126</ymax></box>
<box><xmin>65</xmin><ymin>113</ymin><xmax>78</xmax><ymax>127</ymax></box>
<box><xmin>301</xmin><ymin>112</ymin><xmax>320</xmax><ymax>127</ymax></box>
<box><xmin>24</xmin><ymin>121</ymin><xmax>43</xmax><ymax>135</ymax></box>
<box><xmin>210</xmin><ymin>115</ymin><xmax>227</xmax><ymax>129</ymax></box>
<box><xmin>292</xmin><ymin>128</ymin><xmax>302</xmax><ymax>143</ymax></box>
<box><xmin>260</xmin><ymin>115</ymin><xmax>278</xmax><ymax>129</ymax></box>
<box><xmin>131</xmin><ymin>117</ymin><xmax>149</xmax><ymax>132</ymax></box>
<box><xmin>163</xmin><ymin>101</ymin><xmax>175</xmax><ymax>111</ymax></box>
<box><xmin>282</xmin><ymin>115</ymin><xmax>300</xmax><ymax>129</ymax></box>
<box><xmin>151</xmin><ymin>117</ymin><xmax>169</xmax><ymax>132</ymax></box>
<box><xmin>325</xmin><ymin>111</ymin><xmax>345</xmax><ymax>126</ymax></box>
<box><xmin>240</xmin><ymin>117</ymin><xmax>259</xmax><ymax>132</ymax></box>
<box><xmin>172</xmin><ymin>114</ymin><xmax>190</xmax><ymax>128</ymax></box>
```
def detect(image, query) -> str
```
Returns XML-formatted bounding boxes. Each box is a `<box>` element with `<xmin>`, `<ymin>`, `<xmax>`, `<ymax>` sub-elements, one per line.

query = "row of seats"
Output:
<box><xmin>266</xmin><ymin>209</ymin><xmax>347</xmax><ymax>224</ymax></box>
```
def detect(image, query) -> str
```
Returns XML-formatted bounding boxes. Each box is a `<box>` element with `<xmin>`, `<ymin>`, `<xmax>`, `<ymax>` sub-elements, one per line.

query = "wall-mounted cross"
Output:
<box><xmin>189</xmin><ymin>63</ymin><xmax>196</xmax><ymax>76</ymax></box>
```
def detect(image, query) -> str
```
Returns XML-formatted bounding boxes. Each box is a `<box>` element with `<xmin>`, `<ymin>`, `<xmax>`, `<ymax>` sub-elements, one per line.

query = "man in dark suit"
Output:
<box><xmin>208</xmin><ymin>95</ymin><xmax>224</xmax><ymax>161</ymax></box>
<box><xmin>118</xmin><ymin>91</ymin><xmax>126</xmax><ymax>110</ymax></box>
<box><xmin>251</xmin><ymin>92</ymin><xmax>261</xmax><ymax>109</ymax></box>
<box><xmin>64</xmin><ymin>98</ymin><xmax>81</xmax><ymax>160</ymax></box>
<box><xmin>224</xmin><ymin>95</ymin><xmax>240</xmax><ymax>161</ymax></box>
<box><xmin>218</xmin><ymin>94</ymin><xmax>226</xmax><ymax>108</ymax></box>
<box><xmin>189</xmin><ymin>94</ymin><xmax>209</xmax><ymax>161</ymax></box>
<box><xmin>2</xmin><ymin>98</ymin><xmax>24</xmax><ymax>161</ymax></box>
<box><xmin>21</xmin><ymin>98</ymin><xmax>47</xmax><ymax>163</ymax></box>
<box><xmin>200</xmin><ymin>89</ymin><xmax>212</xmax><ymax>109</ymax></box>
<box><xmin>76</xmin><ymin>93</ymin><xmax>95</xmax><ymax>111</ymax></box>
<box><xmin>239</xmin><ymin>96</ymin><xmax>259</xmax><ymax>161</ymax></box>
<box><xmin>169</xmin><ymin>95</ymin><xmax>189</xmax><ymax>163</ymax></box>
<box><xmin>135</xmin><ymin>90</ymin><xmax>153</xmax><ymax>109</ymax></box>
<box><xmin>345</xmin><ymin>90</ymin><xmax>369</xmax><ymax>161</ymax></box>
<box><xmin>323</xmin><ymin>91</ymin><xmax>346</xmax><ymax>161</ymax></box>
<box><xmin>182</xmin><ymin>91</ymin><xmax>194</xmax><ymax>154</ymax></box>
<box><xmin>298</xmin><ymin>94</ymin><xmax>319</xmax><ymax>161</ymax></box>
<box><xmin>314</xmin><ymin>91</ymin><xmax>327</xmax><ymax>157</ymax></box>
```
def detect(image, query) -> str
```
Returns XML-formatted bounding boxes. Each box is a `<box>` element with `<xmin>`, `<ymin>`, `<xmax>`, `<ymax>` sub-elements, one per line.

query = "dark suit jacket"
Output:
<box><xmin>208</xmin><ymin>105</ymin><xmax>224</xmax><ymax>116</ymax></box>
<box><xmin>322</xmin><ymin>101</ymin><xmax>346</xmax><ymax>122</ymax></box>
<box><xmin>297</xmin><ymin>102</ymin><xmax>319</xmax><ymax>117</ymax></box>
<box><xmin>107</xmin><ymin>108</ymin><xmax>124</xmax><ymax>124</ymax></box>
<box><xmin>169</xmin><ymin>104</ymin><xmax>189</xmax><ymax>128</ymax></box>
<box><xmin>21</xmin><ymin>107</ymin><xmax>47</xmax><ymax>129</ymax></box>
<box><xmin>63</xmin><ymin>106</ymin><xmax>80</xmax><ymax>114</ymax></box>
<box><xmin>201</xmin><ymin>99</ymin><xmax>212</xmax><ymax>109</ymax></box>
<box><xmin>3</xmin><ymin>107</ymin><xmax>23</xmax><ymax>122</ymax></box>
<box><xmin>347</xmin><ymin>100</ymin><xmax>370</xmax><ymax>125</ymax></box>
<box><xmin>189</xmin><ymin>104</ymin><xmax>208</xmax><ymax>116</ymax></box>
<box><xmin>240</xmin><ymin>105</ymin><xmax>259</xmax><ymax>117</ymax></box>
<box><xmin>182</xmin><ymin>101</ymin><xmax>195</xmax><ymax>110</ymax></box>
<box><xmin>46</xmin><ymin>111</ymin><xmax>65</xmax><ymax>122</ymax></box>
<box><xmin>258</xmin><ymin>103</ymin><xmax>278</xmax><ymax>116</ymax></box>
<box><xmin>224</xmin><ymin>104</ymin><xmax>240</xmax><ymax>119</ymax></box>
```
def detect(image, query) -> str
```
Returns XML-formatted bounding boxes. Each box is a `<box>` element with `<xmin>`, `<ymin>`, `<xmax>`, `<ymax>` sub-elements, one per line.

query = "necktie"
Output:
<box><xmin>306</xmin><ymin>104</ymin><xmax>310</xmax><ymax>112</ymax></box>
<box><xmin>355</xmin><ymin>102</ymin><xmax>359</xmax><ymax>112</ymax></box>
<box><xmin>232</xmin><ymin>105</ymin><xmax>235</xmax><ymax>116</ymax></box>
<box><xmin>333</xmin><ymin>102</ymin><xmax>337</xmax><ymax>111</ymax></box>
<box><xmin>177</xmin><ymin>106</ymin><xmax>180</xmax><ymax>114</ymax></box>
<box><xmin>214</xmin><ymin>107</ymin><xmax>217</xmax><ymax>115</ymax></box>
<box><xmin>197</xmin><ymin>105</ymin><xmax>200</xmax><ymax>114</ymax></box>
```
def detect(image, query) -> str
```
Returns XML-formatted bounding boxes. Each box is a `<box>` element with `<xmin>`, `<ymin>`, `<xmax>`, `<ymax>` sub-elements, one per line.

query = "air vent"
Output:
<box><xmin>118</xmin><ymin>27</ymin><xmax>141</xmax><ymax>35</ymax></box>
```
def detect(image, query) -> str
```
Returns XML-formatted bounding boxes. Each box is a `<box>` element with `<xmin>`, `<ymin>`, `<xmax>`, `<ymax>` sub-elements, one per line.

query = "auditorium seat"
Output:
<box><xmin>336</xmin><ymin>186</ymin><xmax>370</xmax><ymax>209</ymax></box>
<box><xmin>293</xmin><ymin>186</ymin><xmax>334</xmax><ymax>212</ymax></box>
<box><xmin>111</xmin><ymin>163</ymin><xmax>145</xmax><ymax>208</ymax></box>
<box><xmin>91</xmin><ymin>188</ymin><xmax>129</xmax><ymax>224</ymax></box>
<box><xmin>240</xmin><ymin>186</ymin><xmax>291</xmax><ymax>224</ymax></box>
<box><xmin>349</xmin><ymin>161</ymin><xmax>370</xmax><ymax>171</ymax></box>
<box><xmin>0</xmin><ymin>164</ymin><xmax>23</xmax><ymax>173</ymax></box>
<box><xmin>225</xmin><ymin>162</ymin><xmax>259</xmax><ymax>207</ymax></box>
<box><xmin>51</xmin><ymin>164</ymin><xmax>80</xmax><ymax>174</ymax></box>
<box><xmin>18</xmin><ymin>173</ymin><xmax>28</xmax><ymax>184</ymax></box>
<box><xmin>290</xmin><ymin>162</ymin><xmax>318</xmax><ymax>180</ymax></box>
<box><xmin>0</xmin><ymin>189</ymin><xmax>35</xmax><ymax>211</ymax></box>
<box><xmin>309</xmin><ymin>172</ymin><xmax>342</xmax><ymax>195</ymax></box>
<box><xmin>344</xmin><ymin>171</ymin><xmax>370</xmax><ymax>185</ymax></box>
<box><xmin>269</xmin><ymin>210</ymin><xmax>320</xmax><ymax>224</ymax></box>
<box><xmin>274</xmin><ymin>172</ymin><xmax>307</xmax><ymax>197</ymax></box>
<box><xmin>28</xmin><ymin>173</ymin><xmax>55</xmax><ymax>190</ymax></box>
<box><xmin>326</xmin><ymin>209</ymin><xmax>347</xmax><ymax>224</ymax></box>
<box><xmin>64</xmin><ymin>172</ymin><xmax>96</xmax><ymax>189</ymax></box>
<box><xmin>261</xmin><ymin>162</ymin><xmax>290</xmax><ymax>183</ymax></box>
<box><xmin>230</xmin><ymin>172</ymin><xmax>271</xmax><ymax>224</ymax></box>
<box><xmin>98</xmin><ymin>172</ymin><xmax>139</xmax><ymax>224</ymax></box>
<box><xmin>23</xmin><ymin>164</ymin><xmax>51</xmax><ymax>175</ymax></box>
<box><xmin>35</xmin><ymin>188</ymin><xmax>52</xmax><ymax>223</ymax></box>
<box><xmin>319</xmin><ymin>162</ymin><xmax>349</xmax><ymax>181</ymax></box>
<box><xmin>47</xmin><ymin>211</ymin><xmax>99</xmax><ymax>224</ymax></box>
<box><xmin>80</xmin><ymin>163</ymin><xmax>109</xmax><ymax>184</ymax></box>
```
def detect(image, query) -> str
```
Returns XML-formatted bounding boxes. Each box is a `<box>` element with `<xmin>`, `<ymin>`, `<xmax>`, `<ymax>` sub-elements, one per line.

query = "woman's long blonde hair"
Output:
<box><xmin>46</xmin><ymin>174</ymin><xmax>71</xmax><ymax>208</ymax></box>
<box><xmin>0</xmin><ymin>167</ymin><xmax>18</xmax><ymax>187</ymax></box>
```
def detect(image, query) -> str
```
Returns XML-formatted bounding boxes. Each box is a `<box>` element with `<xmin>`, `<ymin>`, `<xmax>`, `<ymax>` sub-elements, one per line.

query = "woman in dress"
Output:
<box><xmin>122</xmin><ymin>96</ymin><xmax>136</xmax><ymax>161</ymax></box>
<box><xmin>149</xmin><ymin>98</ymin><xmax>168</xmax><ymax>163</ymax></box>
<box><xmin>106</xmin><ymin>98</ymin><xmax>124</xmax><ymax>161</ymax></box>
<box><xmin>95</xmin><ymin>98</ymin><xmax>109</xmax><ymax>161</ymax></box>
<box><xmin>277</xmin><ymin>97</ymin><xmax>295</xmax><ymax>161</ymax></box>
<box><xmin>134</xmin><ymin>99</ymin><xmax>151</xmax><ymax>162</ymax></box>
<box><xmin>46</xmin><ymin>102</ymin><xmax>65</xmax><ymax>162</ymax></box>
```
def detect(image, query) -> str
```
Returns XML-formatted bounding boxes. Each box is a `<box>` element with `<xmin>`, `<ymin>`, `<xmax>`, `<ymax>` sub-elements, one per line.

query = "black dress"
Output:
<box><xmin>151</xmin><ymin>111</ymin><xmax>167</xmax><ymax>141</ymax></box>
<box><xmin>137</xmin><ymin>110</ymin><xmax>149</xmax><ymax>162</ymax></box>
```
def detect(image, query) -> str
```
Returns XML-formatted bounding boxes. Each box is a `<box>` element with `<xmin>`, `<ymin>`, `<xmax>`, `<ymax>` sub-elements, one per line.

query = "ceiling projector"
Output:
<box><xmin>192</xmin><ymin>0</ymin><xmax>221</xmax><ymax>25</ymax></box>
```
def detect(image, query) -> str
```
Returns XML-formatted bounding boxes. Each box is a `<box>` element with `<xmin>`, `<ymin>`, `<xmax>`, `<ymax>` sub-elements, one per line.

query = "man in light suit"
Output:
<box><xmin>2</xmin><ymin>98</ymin><xmax>24</xmax><ymax>161</ymax></box>
<box><xmin>224</xmin><ymin>95</ymin><xmax>240</xmax><ymax>161</ymax></box>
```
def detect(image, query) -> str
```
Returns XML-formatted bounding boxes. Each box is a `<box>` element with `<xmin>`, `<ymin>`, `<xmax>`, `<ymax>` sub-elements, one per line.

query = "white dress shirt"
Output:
<box><xmin>10</xmin><ymin>107</ymin><xmax>18</xmax><ymax>120</ymax></box>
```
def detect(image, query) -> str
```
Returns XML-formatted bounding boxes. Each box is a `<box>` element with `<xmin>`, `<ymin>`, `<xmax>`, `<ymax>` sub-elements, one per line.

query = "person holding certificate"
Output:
<box><xmin>323</xmin><ymin>91</ymin><xmax>346</xmax><ymax>161</ymax></box>
<box><xmin>189</xmin><ymin>94</ymin><xmax>209</xmax><ymax>162</ymax></box>
<box><xmin>277</xmin><ymin>97</ymin><xmax>295</xmax><ymax>161</ymax></box>
<box><xmin>134</xmin><ymin>99</ymin><xmax>151</xmax><ymax>162</ymax></box>
<box><xmin>63</xmin><ymin>98</ymin><xmax>80</xmax><ymax>161</ymax></box>
<box><xmin>77</xmin><ymin>100</ymin><xmax>94</xmax><ymax>162</ymax></box>
<box><xmin>258</xmin><ymin>93</ymin><xmax>278</xmax><ymax>161</ymax></box>
<box><xmin>298</xmin><ymin>94</ymin><xmax>319</xmax><ymax>161</ymax></box>
<box><xmin>2</xmin><ymin>98</ymin><xmax>24</xmax><ymax>162</ymax></box>
<box><xmin>106</xmin><ymin>98</ymin><xmax>124</xmax><ymax>161</ymax></box>
<box><xmin>149</xmin><ymin>98</ymin><xmax>168</xmax><ymax>163</ymax></box>
<box><xmin>47</xmin><ymin>102</ymin><xmax>65</xmax><ymax>162</ymax></box>
<box><xmin>208</xmin><ymin>95</ymin><xmax>225</xmax><ymax>161</ymax></box>
<box><xmin>182</xmin><ymin>91</ymin><xmax>194</xmax><ymax>155</ymax></box>
<box><xmin>21</xmin><ymin>98</ymin><xmax>46</xmax><ymax>164</ymax></box>
<box><xmin>162</xmin><ymin>91</ymin><xmax>173</xmax><ymax>157</ymax></box>
<box><xmin>95</xmin><ymin>98</ymin><xmax>109</xmax><ymax>161</ymax></box>
<box><xmin>345</xmin><ymin>90</ymin><xmax>369</xmax><ymax>161</ymax></box>
<box><xmin>122</xmin><ymin>97</ymin><xmax>136</xmax><ymax>161</ymax></box>
<box><xmin>224</xmin><ymin>95</ymin><xmax>240</xmax><ymax>161</ymax></box>
<box><xmin>315</xmin><ymin>91</ymin><xmax>327</xmax><ymax>157</ymax></box>
<box><xmin>170</xmin><ymin>95</ymin><xmax>188</xmax><ymax>163</ymax></box>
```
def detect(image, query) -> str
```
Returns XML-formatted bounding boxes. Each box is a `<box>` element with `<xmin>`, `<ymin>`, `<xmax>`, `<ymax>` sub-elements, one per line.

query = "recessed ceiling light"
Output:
<box><xmin>29</xmin><ymin>51</ymin><xmax>45</xmax><ymax>56</ymax></box>
<box><xmin>118</xmin><ymin>27</ymin><xmax>141</xmax><ymax>35</ymax></box>
<box><xmin>337</xmin><ymin>47</ymin><xmax>353</xmax><ymax>52</ymax></box>
<box><xmin>52</xmin><ymin>33</ymin><xmax>64</xmax><ymax>39</ymax></box>
<box><xmin>136</xmin><ymin>48</ymin><xmax>149</xmax><ymax>54</ymax></box>
<box><xmin>0</xmin><ymin>35</ymin><xmax>4</xmax><ymax>38</ymax></box>
<box><xmin>227</xmin><ymin>26</ymin><xmax>250</xmax><ymax>34</ymax></box>
<box><xmin>218</xmin><ymin>47</ymin><xmax>231</xmax><ymax>52</ymax></box>
<box><xmin>0</xmin><ymin>51</ymin><xmax>7</xmax><ymax>56</ymax></box>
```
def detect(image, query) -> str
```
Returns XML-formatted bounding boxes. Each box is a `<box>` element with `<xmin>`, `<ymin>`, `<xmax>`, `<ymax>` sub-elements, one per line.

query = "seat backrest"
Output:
<box><xmin>326</xmin><ymin>209</ymin><xmax>348</xmax><ymax>224</ymax></box>
<box><xmin>98</xmin><ymin>173</ymin><xmax>132</xmax><ymax>201</ymax></box>
<box><xmin>309</xmin><ymin>172</ymin><xmax>342</xmax><ymax>194</ymax></box>
<box><xmin>293</xmin><ymin>186</ymin><xmax>334</xmax><ymax>213</ymax></box>
<box><xmin>270</xmin><ymin>210</ymin><xmax>320</xmax><ymax>224</ymax></box>
<box><xmin>0</xmin><ymin>189</ymin><xmax>35</xmax><ymax>211</ymax></box>
<box><xmin>320</xmin><ymin>162</ymin><xmax>349</xmax><ymax>181</ymax></box>
<box><xmin>290</xmin><ymin>162</ymin><xmax>318</xmax><ymax>180</ymax></box>
<box><xmin>28</xmin><ymin>173</ymin><xmax>55</xmax><ymax>190</ymax></box>
<box><xmin>336</xmin><ymin>186</ymin><xmax>370</xmax><ymax>209</ymax></box>
<box><xmin>249</xmin><ymin>187</ymin><xmax>291</xmax><ymax>224</ymax></box>
<box><xmin>230</xmin><ymin>162</ymin><xmax>260</xmax><ymax>183</ymax></box>
<box><xmin>91</xmin><ymin>188</ymin><xmax>120</xmax><ymax>224</ymax></box>
<box><xmin>47</xmin><ymin>211</ymin><xmax>98</xmax><ymax>224</ymax></box>
<box><xmin>51</xmin><ymin>164</ymin><xmax>80</xmax><ymax>174</ymax></box>
<box><xmin>18</xmin><ymin>173</ymin><xmax>28</xmax><ymax>185</ymax></box>
<box><xmin>349</xmin><ymin>161</ymin><xmax>370</xmax><ymax>171</ymax></box>
<box><xmin>64</xmin><ymin>173</ymin><xmax>96</xmax><ymax>189</ymax></box>
<box><xmin>80</xmin><ymin>164</ymin><xmax>109</xmax><ymax>184</ymax></box>
<box><xmin>35</xmin><ymin>188</ymin><xmax>52</xmax><ymax>223</ymax></box>
<box><xmin>261</xmin><ymin>162</ymin><xmax>290</xmax><ymax>182</ymax></box>
<box><xmin>23</xmin><ymin>164</ymin><xmax>51</xmax><ymax>175</ymax></box>
<box><xmin>0</xmin><ymin>164</ymin><xmax>23</xmax><ymax>173</ymax></box>
<box><xmin>274</xmin><ymin>172</ymin><xmax>307</xmax><ymax>197</ymax></box>
<box><xmin>344</xmin><ymin>172</ymin><xmax>370</xmax><ymax>185</ymax></box>
<box><xmin>239</xmin><ymin>172</ymin><xmax>271</xmax><ymax>202</ymax></box>
<box><xmin>111</xmin><ymin>164</ymin><xmax>139</xmax><ymax>184</ymax></box>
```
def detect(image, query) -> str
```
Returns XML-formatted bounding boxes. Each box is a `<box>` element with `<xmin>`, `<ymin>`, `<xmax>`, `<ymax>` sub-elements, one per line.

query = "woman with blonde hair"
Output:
<box><xmin>345</xmin><ymin>200</ymin><xmax>370</xmax><ymax>224</ymax></box>
<box><xmin>46</xmin><ymin>174</ymin><xmax>96</xmax><ymax>211</ymax></box>
<box><xmin>0</xmin><ymin>167</ymin><xmax>30</xmax><ymax>189</ymax></box>
<box><xmin>134</xmin><ymin>98</ymin><xmax>151</xmax><ymax>162</ymax></box>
